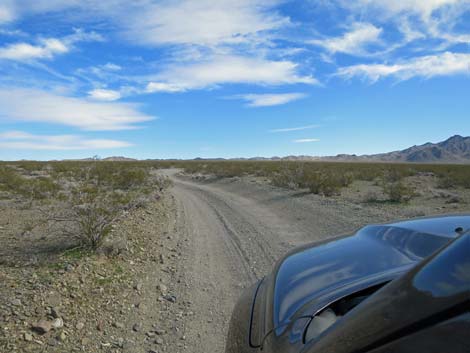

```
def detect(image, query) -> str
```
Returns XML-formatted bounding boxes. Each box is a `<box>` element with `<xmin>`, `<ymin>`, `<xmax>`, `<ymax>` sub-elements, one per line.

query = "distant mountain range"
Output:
<box><xmin>323</xmin><ymin>135</ymin><xmax>470</xmax><ymax>164</ymax></box>
<box><xmin>68</xmin><ymin>135</ymin><xmax>470</xmax><ymax>164</ymax></box>
<box><xmin>230</xmin><ymin>135</ymin><xmax>470</xmax><ymax>164</ymax></box>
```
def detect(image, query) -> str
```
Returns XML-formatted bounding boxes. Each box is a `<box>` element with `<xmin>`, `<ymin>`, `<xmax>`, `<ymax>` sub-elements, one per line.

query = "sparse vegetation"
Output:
<box><xmin>0</xmin><ymin>161</ymin><xmax>171</xmax><ymax>252</ymax></box>
<box><xmin>153</xmin><ymin>160</ymin><xmax>470</xmax><ymax>202</ymax></box>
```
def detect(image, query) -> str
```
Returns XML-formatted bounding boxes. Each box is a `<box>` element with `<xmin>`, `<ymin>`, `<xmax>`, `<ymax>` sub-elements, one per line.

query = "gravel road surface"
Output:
<box><xmin>164</xmin><ymin>172</ymin><xmax>413</xmax><ymax>353</ymax></box>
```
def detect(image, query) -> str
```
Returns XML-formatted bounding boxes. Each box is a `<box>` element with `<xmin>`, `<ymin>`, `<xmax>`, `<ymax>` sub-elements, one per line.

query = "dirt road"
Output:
<box><xmin>164</xmin><ymin>172</ymin><xmax>416</xmax><ymax>353</ymax></box>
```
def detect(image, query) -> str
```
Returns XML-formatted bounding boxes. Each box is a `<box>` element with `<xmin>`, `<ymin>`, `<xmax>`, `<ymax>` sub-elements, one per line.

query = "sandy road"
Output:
<box><xmin>166</xmin><ymin>174</ymin><xmax>347</xmax><ymax>353</ymax></box>
<box><xmin>163</xmin><ymin>172</ymin><xmax>413</xmax><ymax>353</ymax></box>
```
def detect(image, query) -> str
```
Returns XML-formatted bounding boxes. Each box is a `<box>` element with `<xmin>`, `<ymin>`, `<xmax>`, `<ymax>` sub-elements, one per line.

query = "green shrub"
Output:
<box><xmin>383</xmin><ymin>181</ymin><xmax>415</xmax><ymax>203</ymax></box>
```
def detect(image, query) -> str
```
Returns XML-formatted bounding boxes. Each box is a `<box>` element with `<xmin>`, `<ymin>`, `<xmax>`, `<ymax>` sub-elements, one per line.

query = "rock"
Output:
<box><xmin>155</xmin><ymin>338</ymin><xmax>164</xmax><ymax>345</ymax></box>
<box><xmin>154</xmin><ymin>328</ymin><xmax>165</xmax><ymax>335</ymax></box>
<box><xmin>157</xmin><ymin>284</ymin><xmax>168</xmax><ymax>294</ymax></box>
<box><xmin>163</xmin><ymin>294</ymin><xmax>176</xmax><ymax>303</ymax></box>
<box><xmin>113</xmin><ymin>322</ymin><xmax>124</xmax><ymax>329</ymax></box>
<box><xmin>132</xmin><ymin>323</ymin><xmax>142</xmax><ymax>332</ymax></box>
<box><xmin>51</xmin><ymin>318</ymin><xmax>64</xmax><ymax>329</ymax></box>
<box><xmin>134</xmin><ymin>282</ymin><xmax>143</xmax><ymax>291</ymax></box>
<box><xmin>50</xmin><ymin>307</ymin><xmax>60</xmax><ymax>319</ymax></box>
<box><xmin>57</xmin><ymin>331</ymin><xmax>67</xmax><ymax>342</ymax></box>
<box><xmin>76</xmin><ymin>322</ymin><xmax>85</xmax><ymax>331</ymax></box>
<box><xmin>24</xmin><ymin>333</ymin><xmax>33</xmax><ymax>342</ymax></box>
<box><xmin>32</xmin><ymin>320</ymin><xmax>52</xmax><ymax>334</ymax></box>
<box><xmin>97</xmin><ymin>320</ymin><xmax>104</xmax><ymax>332</ymax></box>
<box><xmin>146</xmin><ymin>331</ymin><xmax>156</xmax><ymax>338</ymax></box>
<box><xmin>11</xmin><ymin>299</ymin><xmax>22</xmax><ymax>306</ymax></box>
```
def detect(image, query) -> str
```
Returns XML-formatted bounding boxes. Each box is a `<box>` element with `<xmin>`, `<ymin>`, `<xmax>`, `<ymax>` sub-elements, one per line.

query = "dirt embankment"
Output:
<box><xmin>2</xmin><ymin>170</ymin><xmax>469</xmax><ymax>353</ymax></box>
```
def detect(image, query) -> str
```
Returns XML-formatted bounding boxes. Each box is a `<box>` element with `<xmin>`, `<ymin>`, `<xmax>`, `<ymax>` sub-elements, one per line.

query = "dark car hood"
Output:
<box><xmin>272</xmin><ymin>215</ymin><xmax>470</xmax><ymax>332</ymax></box>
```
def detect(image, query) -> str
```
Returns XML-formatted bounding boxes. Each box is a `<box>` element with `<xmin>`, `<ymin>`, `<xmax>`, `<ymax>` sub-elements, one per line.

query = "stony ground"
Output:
<box><xmin>0</xmin><ymin>191</ymin><xmax>190</xmax><ymax>353</ymax></box>
<box><xmin>1</xmin><ymin>170</ymin><xmax>469</xmax><ymax>353</ymax></box>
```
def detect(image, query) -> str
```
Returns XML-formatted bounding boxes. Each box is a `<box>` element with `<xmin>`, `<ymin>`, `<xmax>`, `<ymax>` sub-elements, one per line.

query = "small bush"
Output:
<box><xmin>383</xmin><ymin>181</ymin><xmax>415</xmax><ymax>203</ymax></box>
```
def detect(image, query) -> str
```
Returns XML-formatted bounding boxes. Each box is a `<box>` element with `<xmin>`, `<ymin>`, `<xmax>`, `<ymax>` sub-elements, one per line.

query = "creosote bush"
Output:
<box><xmin>382</xmin><ymin>181</ymin><xmax>415</xmax><ymax>203</ymax></box>
<box><xmin>1</xmin><ymin>161</ymin><xmax>171</xmax><ymax>251</ymax></box>
<box><xmin>158</xmin><ymin>160</ymin><xmax>470</xmax><ymax>199</ymax></box>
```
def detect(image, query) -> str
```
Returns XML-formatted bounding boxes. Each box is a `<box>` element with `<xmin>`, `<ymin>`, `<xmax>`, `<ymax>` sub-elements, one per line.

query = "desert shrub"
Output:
<box><xmin>297</xmin><ymin>172</ymin><xmax>341</xmax><ymax>196</ymax></box>
<box><xmin>0</xmin><ymin>166</ymin><xmax>25</xmax><ymax>191</ymax></box>
<box><xmin>437</xmin><ymin>175</ymin><xmax>456</xmax><ymax>189</ymax></box>
<box><xmin>383</xmin><ymin>181</ymin><xmax>415</xmax><ymax>203</ymax></box>
<box><xmin>0</xmin><ymin>166</ymin><xmax>59</xmax><ymax>200</ymax></box>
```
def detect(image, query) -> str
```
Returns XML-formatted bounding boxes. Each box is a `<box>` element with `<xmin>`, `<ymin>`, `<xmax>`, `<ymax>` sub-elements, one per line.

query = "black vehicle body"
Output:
<box><xmin>226</xmin><ymin>215</ymin><xmax>470</xmax><ymax>353</ymax></box>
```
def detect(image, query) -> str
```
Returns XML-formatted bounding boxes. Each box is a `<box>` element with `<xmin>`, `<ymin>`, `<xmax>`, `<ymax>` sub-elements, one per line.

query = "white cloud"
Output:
<box><xmin>0</xmin><ymin>29</ymin><xmax>103</xmax><ymax>62</ymax></box>
<box><xmin>234</xmin><ymin>93</ymin><xmax>307</xmax><ymax>107</ymax></box>
<box><xmin>0</xmin><ymin>2</ymin><xmax>15</xmax><ymax>23</ymax></box>
<box><xmin>2</xmin><ymin>0</ymin><xmax>287</xmax><ymax>47</ymax></box>
<box><xmin>102</xmin><ymin>63</ymin><xmax>121</xmax><ymax>71</ymax></box>
<box><xmin>0</xmin><ymin>38</ymin><xmax>68</xmax><ymax>61</ymax></box>
<box><xmin>309</xmin><ymin>23</ymin><xmax>383</xmax><ymax>56</ymax></box>
<box><xmin>337</xmin><ymin>51</ymin><xmax>470</xmax><ymax>82</ymax></box>
<box><xmin>121</xmin><ymin>0</ymin><xmax>288</xmax><ymax>46</ymax></box>
<box><xmin>269</xmin><ymin>124</ymin><xmax>320</xmax><ymax>133</ymax></box>
<box><xmin>147</xmin><ymin>55</ymin><xmax>316</xmax><ymax>92</ymax></box>
<box><xmin>146</xmin><ymin>82</ymin><xmax>186</xmax><ymax>93</ymax></box>
<box><xmin>0</xmin><ymin>88</ymin><xmax>154</xmax><ymax>131</ymax></box>
<box><xmin>353</xmin><ymin>0</ymin><xmax>465</xmax><ymax>18</ymax></box>
<box><xmin>293</xmin><ymin>138</ymin><xmax>320</xmax><ymax>143</ymax></box>
<box><xmin>88</xmin><ymin>88</ymin><xmax>121</xmax><ymax>101</ymax></box>
<box><xmin>0</xmin><ymin>130</ymin><xmax>132</xmax><ymax>150</ymax></box>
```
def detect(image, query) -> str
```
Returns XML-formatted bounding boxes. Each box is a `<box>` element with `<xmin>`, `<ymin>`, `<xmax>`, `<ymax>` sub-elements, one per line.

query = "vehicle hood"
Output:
<box><xmin>272</xmin><ymin>215</ymin><xmax>470</xmax><ymax>332</ymax></box>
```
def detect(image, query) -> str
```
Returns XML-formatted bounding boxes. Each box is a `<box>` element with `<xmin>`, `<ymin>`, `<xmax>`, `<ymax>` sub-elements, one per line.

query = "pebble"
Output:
<box><xmin>155</xmin><ymin>338</ymin><xmax>164</xmax><ymax>345</ymax></box>
<box><xmin>163</xmin><ymin>294</ymin><xmax>176</xmax><ymax>303</ymax></box>
<box><xmin>24</xmin><ymin>333</ymin><xmax>33</xmax><ymax>342</ymax></box>
<box><xmin>32</xmin><ymin>320</ymin><xmax>52</xmax><ymax>334</ymax></box>
<box><xmin>57</xmin><ymin>331</ymin><xmax>67</xmax><ymax>342</ymax></box>
<box><xmin>113</xmin><ymin>322</ymin><xmax>125</xmax><ymax>329</ymax></box>
<box><xmin>76</xmin><ymin>322</ymin><xmax>85</xmax><ymax>331</ymax></box>
<box><xmin>11</xmin><ymin>299</ymin><xmax>22</xmax><ymax>306</ymax></box>
<box><xmin>51</xmin><ymin>307</ymin><xmax>60</xmax><ymax>319</ymax></box>
<box><xmin>51</xmin><ymin>318</ymin><xmax>64</xmax><ymax>329</ymax></box>
<box><xmin>97</xmin><ymin>320</ymin><xmax>104</xmax><ymax>332</ymax></box>
<box><xmin>154</xmin><ymin>328</ymin><xmax>165</xmax><ymax>335</ymax></box>
<box><xmin>157</xmin><ymin>284</ymin><xmax>168</xmax><ymax>294</ymax></box>
<box><xmin>132</xmin><ymin>323</ymin><xmax>142</xmax><ymax>332</ymax></box>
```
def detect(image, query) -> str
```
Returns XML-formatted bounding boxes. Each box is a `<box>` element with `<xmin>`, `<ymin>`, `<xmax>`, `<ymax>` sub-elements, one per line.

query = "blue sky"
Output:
<box><xmin>0</xmin><ymin>0</ymin><xmax>469</xmax><ymax>160</ymax></box>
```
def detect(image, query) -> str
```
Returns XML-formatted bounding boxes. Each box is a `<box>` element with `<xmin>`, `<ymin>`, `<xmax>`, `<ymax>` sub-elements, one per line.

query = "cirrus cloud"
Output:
<box><xmin>337</xmin><ymin>51</ymin><xmax>470</xmax><ymax>82</ymax></box>
<box><xmin>88</xmin><ymin>88</ymin><xmax>122</xmax><ymax>101</ymax></box>
<box><xmin>0</xmin><ymin>88</ymin><xmax>154</xmax><ymax>131</ymax></box>
<box><xmin>0</xmin><ymin>130</ymin><xmax>132</xmax><ymax>150</ymax></box>
<box><xmin>233</xmin><ymin>93</ymin><xmax>307</xmax><ymax>107</ymax></box>
<box><xmin>309</xmin><ymin>22</ymin><xmax>383</xmax><ymax>56</ymax></box>
<box><xmin>293</xmin><ymin>138</ymin><xmax>320</xmax><ymax>143</ymax></box>
<box><xmin>146</xmin><ymin>55</ymin><xmax>317</xmax><ymax>92</ymax></box>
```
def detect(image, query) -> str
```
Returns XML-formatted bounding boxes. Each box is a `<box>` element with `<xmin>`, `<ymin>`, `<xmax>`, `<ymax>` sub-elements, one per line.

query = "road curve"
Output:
<box><xmin>158</xmin><ymin>171</ymin><xmax>442</xmax><ymax>353</ymax></box>
<box><xmin>167</xmin><ymin>175</ymin><xmax>326</xmax><ymax>353</ymax></box>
